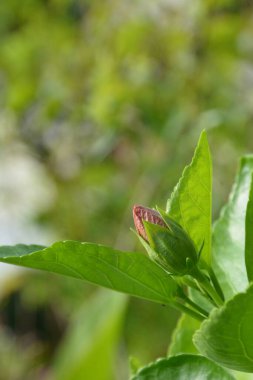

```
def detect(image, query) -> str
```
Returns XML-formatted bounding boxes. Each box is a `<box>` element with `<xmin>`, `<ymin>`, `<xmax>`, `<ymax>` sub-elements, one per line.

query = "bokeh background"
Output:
<box><xmin>0</xmin><ymin>0</ymin><xmax>253</xmax><ymax>379</ymax></box>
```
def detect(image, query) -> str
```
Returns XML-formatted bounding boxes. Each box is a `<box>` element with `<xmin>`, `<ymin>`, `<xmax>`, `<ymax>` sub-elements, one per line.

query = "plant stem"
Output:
<box><xmin>180</xmin><ymin>276</ymin><xmax>201</xmax><ymax>291</ymax></box>
<box><xmin>190</xmin><ymin>267</ymin><xmax>224</xmax><ymax>307</ymax></box>
<box><xmin>208</xmin><ymin>267</ymin><xmax>225</xmax><ymax>301</ymax></box>
<box><xmin>200</xmin><ymin>278</ymin><xmax>223</xmax><ymax>307</ymax></box>
<box><xmin>181</xmin><ymin>275</ymin><xmax>216</xmax><ymax>306</ymax></box>
<box><xmin>182</xmin><ymin>295</ymin><xmax>209</xmax><ymax>318</ymax></box>
<box><xmin>171</xmin><ymin>301</ymin><xmax>205</xmax><ymax>321</ymax></box>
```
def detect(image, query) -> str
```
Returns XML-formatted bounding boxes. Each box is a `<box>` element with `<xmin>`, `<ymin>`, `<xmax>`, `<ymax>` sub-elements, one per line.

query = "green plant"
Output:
<box><xmin>1</xmin><ymin>130</ymin><xmax>253</xmax><ymax>379</ymax></box>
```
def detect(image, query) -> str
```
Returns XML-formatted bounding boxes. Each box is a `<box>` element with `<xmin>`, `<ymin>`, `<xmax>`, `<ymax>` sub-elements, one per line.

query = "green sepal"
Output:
<box><xmin>131</xmin><ymin>227</ymin><xmax>161</xmax><ymax>264</ymax></box>
<box><xmin>156</xmin><ymin>207</ymin><xmax>184</xmax><ymax>236</ymax></box>
<box><xmin>143</xmin><ymin>220</ymin><xmax>197</xmax><ymax>276</ymax></box>
<box><xmin>157</xmin><ymin>207</ymin><xmax>198</xmax><ymax>259</ymax></box>
<box><xmin>131</xmin><ymin>228</ymin><xmax>186</xmax><ymax>302</ymax></box>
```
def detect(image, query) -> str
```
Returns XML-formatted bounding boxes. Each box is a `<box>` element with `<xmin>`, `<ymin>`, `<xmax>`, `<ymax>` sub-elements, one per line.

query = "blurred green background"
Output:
<box><xmin>0</xmin><ymin>0</ymin><xmax>253</xmax><ymax>379</ymax></box>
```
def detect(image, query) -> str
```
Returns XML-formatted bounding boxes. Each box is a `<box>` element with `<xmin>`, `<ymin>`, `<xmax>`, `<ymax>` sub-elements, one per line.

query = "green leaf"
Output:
<box><xmin>0</xmin><ymin>241</ymin><xmax>179</xmax><ymax>305</ymax></box>
<box><xmin>131</xmin><ymin>355</ymin><xmax>235</xmax><ymax>380</ymax></box>
<box><xmin>129</xmin><ymin>357</ymin><xmax>142</xmax><ymax>376</ymax></box>
<box><xmin>53</xmin><ymin>289</ymin><xmax>127</xmax><ymax>380</ymax></box>
<box><xmin>166</xmin><ymin>130</ymin><xmax>212</xmax><ymax>267</ymax></box>
<box><xmin>245</xmin><ymin>173</ymin><xmax>253</xmax><ymax>283</ymax></box>
<box><xmin>234</xmin><ymin>372</ymin><xmax>253</xmax><ymax>380</ymax></box>
<box><xmin>212</xmin><ymin>156</ymin><xmax>253</xmax><ymax>299</ymax></box>
<box><xmin>168</xmin><ymin>314</ymin><xmax>200</xmax><ymax>356</ymax></box>
<box><xmin>194</xmin><ymin>283</ymin><xmax>253</xmax><ymax>373</ymax></box>
<box><xmin>0</xmin><ymin>244</ymin><xmax>45</xmax><ymax>256</ymax></box>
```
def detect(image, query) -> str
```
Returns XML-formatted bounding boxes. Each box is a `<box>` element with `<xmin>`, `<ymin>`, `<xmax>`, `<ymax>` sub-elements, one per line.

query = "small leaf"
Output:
<box><xmin>194</xmin><ymin>283</ymin><xmax>253</xmax><ymax>373</ymax></box>
<box><xmin>245</xmin><ymin>173</ymin><xmax>253</xmax><ymax>283</ymax></box>
<box><xmin>167</xmin><ymin>130</ymin><xmax>212</xmax><ymax>267</ymax></box>
<box><xmin>212</xmin><ymin>156</ymin><xmax>253</xmax><ymax>299</ymax></box>
<box><xmin>53</xmin><ymin>289</ymin><xmax>127</xmax><ymax>380</ymax></box>
<box><xmin>0</xmin><ymin>244</ymin><xmax>45</xmax><ymax>256</ymax></box>
<box><xmin>168</xmin><ymin>314</ymin><xmax>200</xmax><ymax>356</ymax></box>
<box><xmin>0</xmin><ymin>241</ymin><xmax>179</xmax><ymax>305</ymax></box>
<box><xmin>129</xmin><ymin>357</ymin><xmax>142</xmax><ymax>376</ymax></box>
<box><xmin>131</xmin><ymin>355</ymin><xmax>235</xmax><ymax>380</ymax></box>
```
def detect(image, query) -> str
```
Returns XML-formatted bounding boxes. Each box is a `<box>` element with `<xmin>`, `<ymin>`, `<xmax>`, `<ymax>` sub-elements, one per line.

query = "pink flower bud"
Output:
<box><xmin>133</xmin><ymin>204</ymin><xmax>199</xmax><ymax>275</ymax></box>
<box><xmin>133</xmin><ymin>205</ymin><xmax>167</xmax><ymax>241</ymax></box>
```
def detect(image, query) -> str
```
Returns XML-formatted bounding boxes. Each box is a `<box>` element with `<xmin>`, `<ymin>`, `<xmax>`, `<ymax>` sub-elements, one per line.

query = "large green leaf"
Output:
<box><xmin>53</xmin><ymin>289</ymin><xmax>127</xmax><ymax>380</ymax></box>
<box><xmin>245</xmin><ymin>174</ymin><xmax>253</xmax><ymax>283</ymax></box>
<box><xmin>166</xmin><ymin>130</ymin><xmax>212</xmax><ymax>266</ymax></box>
<box><xmin>212</xmin><ymin>156</ymin><xmax>253</xmax><ymax>299</ymax></box>
<box><xmin>0</xmin><ymin>241</ymin><xmax>179</xmax><ymax>305</ymax></box>
<box><xmin>194</xmin><ymin>283</ymin><xmax>253</xmax><ymax>372</ymax></box>
<box><xmin>131</xmin><ymin>355</ymin><xmax>235</xmax><ymax>380</ymax></box>
<box><xmin>235</xmin><ymin>372</ymin><xmax>253</xmax><ymax>380</ymax></box>
<box><xmin>168</xmin><ymin>314</ymin><xmax>200</xmax><ymax>356</ymax></box>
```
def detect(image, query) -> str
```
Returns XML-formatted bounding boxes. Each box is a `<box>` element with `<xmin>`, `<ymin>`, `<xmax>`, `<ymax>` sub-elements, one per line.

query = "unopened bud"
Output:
<box><xmin>133</xmin><ymin>204</ymin><xmax>198</xmax><ymax>275</ymax></box>
<box><xmin>133</xmin><ymin>205</ymin><xmax>167</xmax><ymax>242</ymax></box>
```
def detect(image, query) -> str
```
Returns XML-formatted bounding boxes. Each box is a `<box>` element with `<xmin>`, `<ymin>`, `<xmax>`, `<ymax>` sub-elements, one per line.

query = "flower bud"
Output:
<box><xmin>133</xmin><ymin>205</ymin><xmax>198</xmax><ymax>275</ymax></box>
<box><xmin>133</xmin><ymin>205</ymin><xmax>167</xmax><ymax>241</ymax></box>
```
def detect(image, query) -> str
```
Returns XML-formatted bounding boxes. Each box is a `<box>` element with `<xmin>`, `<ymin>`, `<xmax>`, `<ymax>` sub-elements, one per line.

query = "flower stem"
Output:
<box><xmin>190</xmin><ymin>266</ymin><xmax>224</xmax><ymax>307</ymax></box>
<box><xmin>182</xmin><ymin>295</ymin><xmax>209</xmax><ymax>318</ymax></box>
<box><xmin>208</xmin><ymin>267</ymin><xmax>225</xmax><ymax>301</ymax></box>
<box><xmin>171</xmin><ymin>301</ymin><xmax>205</xmax><ymax>321</ymax></box>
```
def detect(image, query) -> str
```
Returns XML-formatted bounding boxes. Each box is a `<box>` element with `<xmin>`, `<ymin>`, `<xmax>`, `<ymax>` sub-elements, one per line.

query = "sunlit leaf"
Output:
<box><xmin>212</xmin><ymin>156</ymin><xmax>253</xmax><ymax>299</ymax></box>
<box><xmin>0</xmin><ymin>241</ymin><xmax>179</xmax><ymax>305</ymax></box>
<box><xmin>131</xmin><ymin>355</ymin><xmax>235</xmax><ymax>380</ymax></box>
<box><xmin>168</xmin><ymin>314</ymin><xmax>200</xmax><ymax>356</ymax></box>
<box><xmin>167</xmin><ymin>130</ymin><xmax>212</xmax><ymax>267</ymax></box>
<box><xmin>194</xmin><ymin>283</ymin><xmax>253</xmax><ymax>372</ymax></box>
<box><xmin>245</xmin><ymin>174</ymin><xmax>253</xmax><ymax>283</ymax></box>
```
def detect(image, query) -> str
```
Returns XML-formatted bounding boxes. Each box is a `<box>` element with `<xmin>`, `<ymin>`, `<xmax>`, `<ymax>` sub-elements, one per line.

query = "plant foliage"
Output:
<box><xmin>1</xmin><ymin>131</ymin><xmax>253</xmax><ymax>378</ymax></box>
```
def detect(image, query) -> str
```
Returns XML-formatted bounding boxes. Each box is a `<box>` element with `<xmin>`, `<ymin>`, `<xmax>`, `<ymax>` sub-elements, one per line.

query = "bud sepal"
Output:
<box><xmin>133</xmin><ymin>204</ymin><xmax>199</xmax><ymax>276</ymax></box>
